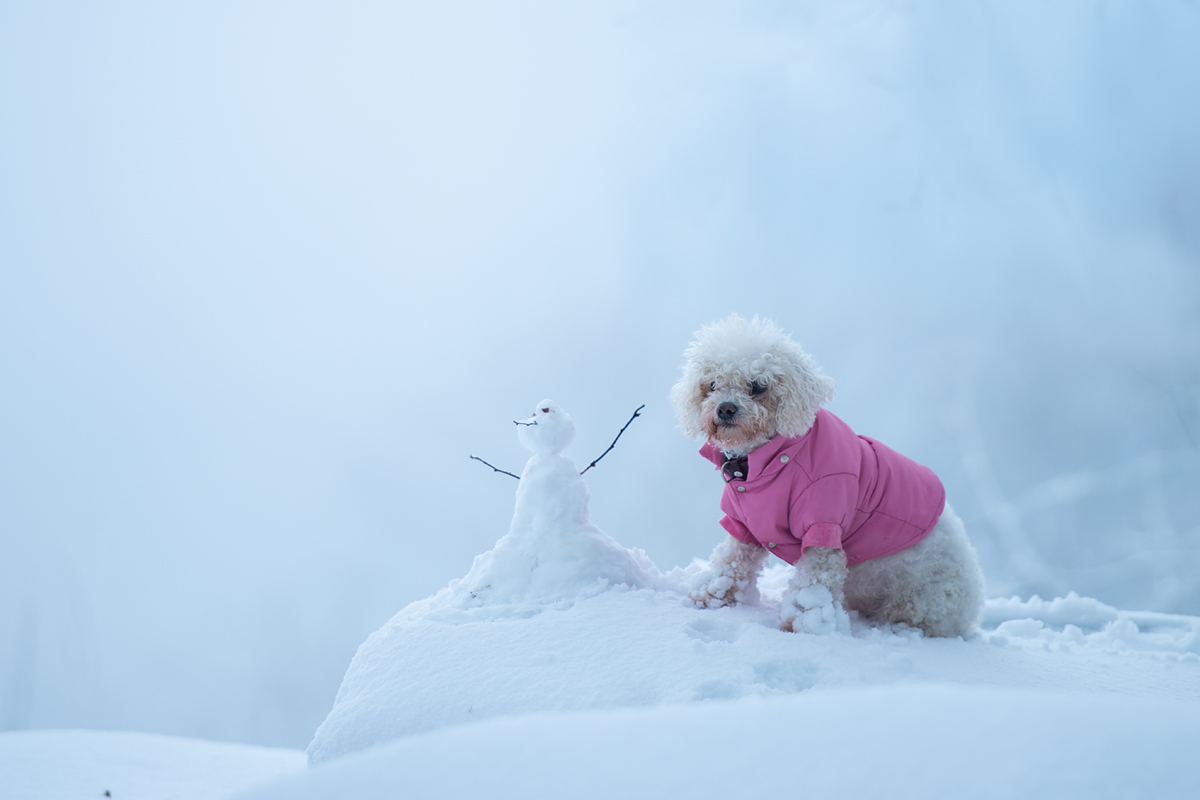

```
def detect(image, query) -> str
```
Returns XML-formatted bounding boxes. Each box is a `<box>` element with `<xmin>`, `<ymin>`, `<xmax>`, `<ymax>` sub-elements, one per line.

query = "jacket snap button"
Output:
<box><xmin>767</xmin><ymin>542</ymin><xmax>776</xmax><ymax>548</ymax></box>
<box><xmin>736</xmin><ymin>485</ymin><xmax>746</xmax><ymax>492</ymax></box>
<box><xmin>780</xmin><ymin>455</ymin><xmax>789</xmax><ymax>463</ymax></box>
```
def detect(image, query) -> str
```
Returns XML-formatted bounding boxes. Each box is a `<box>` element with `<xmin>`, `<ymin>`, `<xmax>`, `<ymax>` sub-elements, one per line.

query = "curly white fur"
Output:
<box><xmin>843</xmin><ymin>507</ymin><xmax>984</xmax><ymax>637</ymax></box>
<box><xmin>686</xmin><ymin>537</ymin><xmax>769</xmax><ymax>609</ymax></box>
<box><xmin>674</xmin><ymin>314</ymin><xmax>985</xmax><ymax>637</ymax></box>
<box><xmin>668</xmin><ymin>315</ymin><xmax>835</xmax><ymax>457</ymax></box>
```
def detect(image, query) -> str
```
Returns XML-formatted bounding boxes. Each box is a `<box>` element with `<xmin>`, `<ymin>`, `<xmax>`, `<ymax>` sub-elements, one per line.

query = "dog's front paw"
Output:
<box><xmin>780</xmin><ymin>584</ymin><xmax>850</xmax><ymax>635</ymax></box>
<box><xmin>687</xmin><ymin>569</ymin><xmax>759</xmax><ymax>609</ymax></box>
<box><xmin>687</xmin><ymin>537</ymin><xmax>767</xmax><ymax>609</ymax></box>
<box><xmin>686</xmin><ymin>571</ymin><xmax>739</xmax><ymax>608</ymax></box>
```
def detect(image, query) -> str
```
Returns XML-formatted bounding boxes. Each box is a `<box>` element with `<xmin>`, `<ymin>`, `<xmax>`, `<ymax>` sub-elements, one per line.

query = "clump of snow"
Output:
<box><xmin>983</xmin><ymin>591</ymin><xmax>1121</xmax><ymax>631</ymax></box>
<box><xmin>783</xmin><ymin>582</ymin><xmax>851</xmax><ymax>635</ymax></box>
<box><xmin>980</xmin><ymin>591</ymin><xmax>1200</xmax><ymax>656</ymax></box>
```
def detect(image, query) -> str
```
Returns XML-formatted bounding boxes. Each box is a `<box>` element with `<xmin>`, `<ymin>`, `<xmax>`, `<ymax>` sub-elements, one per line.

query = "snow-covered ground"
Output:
<box><xmin>4</xmin><ymin>402</ymin><xmax>1199</xmax><ymax>798</ymax></box>
<box><xmin>0</xmin><ymin>730</ymin><xmax>303</xmax><ymax>800</ymax></box>
<box><xmin>8</xmin><ymin>588</ymin><xmax>1196</xmax><ymax>800</ymax></box>
<box><xmin>304</xmin><ymin>582</ymin><xmax>1200</xmax><ymax>767</ymax></box>
<box><xmin>243</xmin><ymin>686</ymin><xmax>1200</xmax><ymax>800</ymax></box>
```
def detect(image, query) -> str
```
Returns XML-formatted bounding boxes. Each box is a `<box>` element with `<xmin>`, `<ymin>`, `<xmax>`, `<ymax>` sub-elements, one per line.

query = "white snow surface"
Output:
<box><xmin>254</xmin><ymin>685</ymin><xmax>1200</xmax><ymax>800</ymax></box>
<box><xmin>0</xmin><ymin>729</ymin><xmax>303</xmax><ymax>800</ymax></box>
<box><xmin>307</xmin><ymin>578</ymin><xmax>1200</xmax><ymax>766</ymax></box>
<box><xmin>306</xmin><ymin>402</ymin><xmax>1200</xmax><ymax>775</ymax></box>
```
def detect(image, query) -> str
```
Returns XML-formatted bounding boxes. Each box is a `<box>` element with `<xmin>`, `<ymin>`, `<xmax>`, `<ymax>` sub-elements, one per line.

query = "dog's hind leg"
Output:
<box><xmin>843</xmin><ymin>506</ymin><xmax>985</xmax><ymax>637</ymax></box>
<box><xmin>687</xmin><ymin>536</ymin><xmax>769</xmax><ymax>608</ymax></box>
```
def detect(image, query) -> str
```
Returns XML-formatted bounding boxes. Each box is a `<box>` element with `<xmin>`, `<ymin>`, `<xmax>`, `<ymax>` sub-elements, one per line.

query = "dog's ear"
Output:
<box><xmin>772</xmin><ymin>345</ymin><xmax>836</xmax><ymax>438</ymax></box>
<box><xmin>668</xmin><ymin>362</ymin><xmax>707</xmax><ymax>439</ymax></box>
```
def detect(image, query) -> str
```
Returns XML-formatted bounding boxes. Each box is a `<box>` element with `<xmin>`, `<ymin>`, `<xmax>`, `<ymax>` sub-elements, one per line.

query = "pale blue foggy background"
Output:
<box><xmin>2</xmin><ymin>1</ymin><xmax>1198</xmax><ymax>748</ymax></box>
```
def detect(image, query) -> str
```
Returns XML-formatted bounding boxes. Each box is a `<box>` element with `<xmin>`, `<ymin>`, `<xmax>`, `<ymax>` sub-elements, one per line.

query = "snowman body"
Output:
<box><xmin>459</xmin><ymin>400</ymin><xmax>657</xmax><ymax>605</ymax></box>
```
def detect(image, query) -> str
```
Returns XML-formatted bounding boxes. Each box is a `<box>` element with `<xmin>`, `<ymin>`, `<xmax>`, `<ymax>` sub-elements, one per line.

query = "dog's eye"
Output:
<box><xmin>709</xmin><ymin>381</ymin><xmax>716</xmax><ymax>391</ymax></box>
<box><xmin>750</xmin><ymin>380</ymin><xmax>767</xmax><ymax>396</ymax></box>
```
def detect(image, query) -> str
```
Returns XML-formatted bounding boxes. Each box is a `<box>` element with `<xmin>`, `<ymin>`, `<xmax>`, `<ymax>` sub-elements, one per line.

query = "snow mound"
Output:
<box><xmin>308</xmin><ymin>560</ymin><xmax>1200</xmax><ymax>763</ymax></box>
<box><xmin>254</xmin><ymin>685</ymin><xmax>1200</xmax><ymax>800</ymax></box>
<box><xmin>306</xmin><ymin>400</ymin><xmax>1200</xmax><ymax>766</ymax></box>
<box><xmin>309</xmin><ymin>400</ymin><xmax>689</xmax><ymax>764</ymax></box>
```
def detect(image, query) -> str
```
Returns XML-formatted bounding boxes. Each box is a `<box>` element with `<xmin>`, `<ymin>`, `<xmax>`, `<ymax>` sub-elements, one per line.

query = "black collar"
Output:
<box><xmin>721</xmin><ymin>455</ymin><xmax>749</xmax><ymax>483</ymax></box>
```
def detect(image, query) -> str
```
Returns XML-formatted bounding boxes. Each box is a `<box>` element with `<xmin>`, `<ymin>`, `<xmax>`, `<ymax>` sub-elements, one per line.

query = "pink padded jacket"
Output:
<box><xmin>700</xmin><ymin>409</ymin><xmax>945</xmax><ymax>566</ymax></box>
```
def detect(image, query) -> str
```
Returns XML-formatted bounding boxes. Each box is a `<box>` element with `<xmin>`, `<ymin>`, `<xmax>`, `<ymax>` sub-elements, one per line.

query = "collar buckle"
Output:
<box><xmin>722</xmin><ymin>456</ymin><xmax>749</xmax><ymax>483</ymax></box>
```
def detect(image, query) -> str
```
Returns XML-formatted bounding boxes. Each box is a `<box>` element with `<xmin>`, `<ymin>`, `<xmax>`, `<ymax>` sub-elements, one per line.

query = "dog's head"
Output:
<box><xmin>669</xmin><ymin>315</ymin><xmax>835</xmax><ymax>457</ymax></box>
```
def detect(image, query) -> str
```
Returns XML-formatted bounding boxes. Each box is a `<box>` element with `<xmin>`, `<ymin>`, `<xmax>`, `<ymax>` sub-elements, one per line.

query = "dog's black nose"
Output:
<box><xmin>717</xmin><ymin>402</ymin><xmax>738</xmax><ymax>422</ymax></box>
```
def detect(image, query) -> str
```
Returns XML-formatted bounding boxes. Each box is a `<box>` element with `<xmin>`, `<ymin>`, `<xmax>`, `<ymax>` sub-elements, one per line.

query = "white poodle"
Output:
<box><xmin>670</xmin><ymin>315</ymin><xmax>984</xmax><ymax>637</ymax></box>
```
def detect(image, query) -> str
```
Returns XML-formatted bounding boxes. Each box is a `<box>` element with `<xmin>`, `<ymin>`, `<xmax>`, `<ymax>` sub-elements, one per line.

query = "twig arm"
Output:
<box><xmin>469</xmin><ymin>455</ymin><xmax>520</xmax><ymax>480</ymax></box>
<box><xmin>580</xmin><ymin>404</ymin><xmax>645</xmax><ymax>475</ymax></box>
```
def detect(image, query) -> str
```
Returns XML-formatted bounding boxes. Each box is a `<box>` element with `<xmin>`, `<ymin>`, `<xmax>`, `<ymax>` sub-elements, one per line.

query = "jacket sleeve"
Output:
<box><xmin>789</xmin><ymin>473</ymin><xmax>858</xmax><ymax>554</ymax></box>
<box><xmin>718</xmin><ymin>514</ymin><xmax>756</xmax><ymax>544</ymax></box>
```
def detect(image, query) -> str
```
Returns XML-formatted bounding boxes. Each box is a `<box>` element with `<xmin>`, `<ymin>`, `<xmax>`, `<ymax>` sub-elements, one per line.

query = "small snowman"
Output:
<box><xmin>457</xmin><ymin>400</ymin><xmax>659</xmax><ymax>606</ymax></box>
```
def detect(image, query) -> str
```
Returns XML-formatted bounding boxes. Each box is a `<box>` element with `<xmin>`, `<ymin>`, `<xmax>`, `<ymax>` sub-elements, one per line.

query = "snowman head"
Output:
<box><xmin>517</xmin><ymin>399</ymin><xmax>576</xmax><ymax>456</ymax></box>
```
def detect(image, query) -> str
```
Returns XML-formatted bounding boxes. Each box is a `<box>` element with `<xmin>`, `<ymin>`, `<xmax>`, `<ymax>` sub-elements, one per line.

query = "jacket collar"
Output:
<box><xmin>699</xmin><ymin>427</ymin><xmax>812</xmax><ymax>484</ymax></box>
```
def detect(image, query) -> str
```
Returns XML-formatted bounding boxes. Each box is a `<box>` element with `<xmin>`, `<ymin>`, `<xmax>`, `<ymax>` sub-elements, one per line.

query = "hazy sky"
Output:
<box><xmin>2</xmin><ymin>1</ymin><xmax>1198</xmax><ymax>748</ymax></box>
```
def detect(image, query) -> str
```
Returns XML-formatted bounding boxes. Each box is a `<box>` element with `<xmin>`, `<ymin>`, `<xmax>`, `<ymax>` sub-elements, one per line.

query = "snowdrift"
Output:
<box><xmin>307</xmin><ymin>579</ymin><xmax>1200</xmax><ymax>766</ymax></box>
